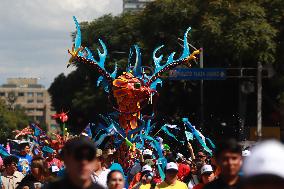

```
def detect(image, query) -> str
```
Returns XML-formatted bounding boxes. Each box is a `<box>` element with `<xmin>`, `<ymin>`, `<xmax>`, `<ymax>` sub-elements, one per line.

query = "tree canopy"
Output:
<box><xmin>49</xmin><ymin>0</ymin><xmax>284</xmax><ymax>139</ymax></box>
<box><xmin>0</xmin><ymin>100</ymin><xmax>29</xmax><ymax>143</ymax></box>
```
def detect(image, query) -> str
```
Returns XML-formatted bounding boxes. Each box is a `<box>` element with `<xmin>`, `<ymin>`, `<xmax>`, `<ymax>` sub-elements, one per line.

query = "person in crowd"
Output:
<box><xmin>91</xmin><ymin>149</ymin><xmax>111</xmax><ymax>188</ymax></box>
<box><xmin>1</xmin><ymin>155</ymin><xmax>24</xmax><ymax>189</ymax></box>
<box><xmin>128</xmin><ymin>149</ymin><xmax>153</xmax><ymax>183</ymax></box>
<box><xmin>17</xmin><ymin>143</ymin><xmax>32</xmax><ymax>176</ymax></box>
<box><xmin>193</xmin><ymin>165</ymin><xmax>216</xmax><ymax>189</ymax></box>
<box><xmin>176</xmin><ymin>153</ymin><xmax>190</xmax><ymax>182</ymax></box>
<box><xmin>0</xmin><ymin>156</ymin><xmax>4</xmax><ymax>172</ymax></box>
<box><xmin>45</xmin><ymin>152</ymin><xmax>63</xmax><ymax>169</ymax></box>
<box><xmin>196</xmin><ymin>151</ymin><xmax>207</xmax><ymax>164</ymax></box>
<box><xmin>156</xmin><ymin>162</ymin><xmax>188</xmax><ymax>189</ymax></box>
<box><xmin>106</xmin><ymin>170</ymin><xmax>125</xmax><ymax>189</ymax></box>
<box><xmin>43</xmin><ymin>136</ymin><xmax>104</xmax><ymax>189</ymax></box>
<box><xmin>204</xmin><ymin>138</ymin><xmax>243</xmax><ymax>189</ymax></box>
<box><xmin>102</xmin><ymin>149</ymin><xmax>114</xmax><ymax>169</ymax></box>
<box><xmin>132</xmin><ymin>165</ymin><xmax>158</xmax><ymax>189</ymax></box>
<box><xmin>242</xmin><ymin>140</ymin><xmax>284</xmax><ymax>189</ymax></box>
<box><xmin>16</xmin><ymin>157</ymin><xmax>53</xmax><ymax>189</ymax></box>
<box><xmin>129</xmin><ymin>165</ymin><xmax>153</xmax><ymax>189</ymax></box>
<box><xmin>187</xmin><ymin>159</ymin><xmax>203</xmax><ymax>189</ymax></box>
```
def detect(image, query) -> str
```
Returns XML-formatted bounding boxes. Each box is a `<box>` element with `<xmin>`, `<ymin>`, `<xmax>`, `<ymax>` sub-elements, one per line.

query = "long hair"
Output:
<box><xmin>31</xmin><ymin>157</ymin><xmax>50</xmax><ymax>177</ymax></box>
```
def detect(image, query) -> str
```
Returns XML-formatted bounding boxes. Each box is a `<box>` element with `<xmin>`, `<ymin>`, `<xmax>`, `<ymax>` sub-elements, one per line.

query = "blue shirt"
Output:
<box><xmin>17</xmin><ymin>154</ymin><xmax>32</xmax><ymax>175</ymax></box>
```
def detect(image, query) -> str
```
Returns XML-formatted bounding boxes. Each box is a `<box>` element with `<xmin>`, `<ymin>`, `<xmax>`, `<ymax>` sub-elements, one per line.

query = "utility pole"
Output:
<box><xmin>257</xmin><ymin>61</ymin><xmax>262</xmax><ymax>139</ymax></box>
<box><xmin>200</xmin><ymin>48</ymin><xmax>204</xmax><ymax>129</ymax></box>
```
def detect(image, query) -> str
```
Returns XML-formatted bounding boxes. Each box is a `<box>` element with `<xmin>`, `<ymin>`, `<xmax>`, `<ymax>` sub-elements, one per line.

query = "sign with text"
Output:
<box><xmin>169</xmin><ymin>68</ymin><xmax>226</xmax><ymax>80</ymax></box>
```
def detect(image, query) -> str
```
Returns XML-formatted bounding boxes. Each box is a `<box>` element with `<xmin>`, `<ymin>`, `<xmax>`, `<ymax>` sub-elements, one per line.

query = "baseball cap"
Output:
<box><xmin>63</xmin><ymin>136</ymin><xmax>96</xmax><ymax>161</ymax></box>
<box><xmin>176</xmin><ymin>153</ymin><xmax>184</xmax><ymax>160</ymax></box>
<box><xmin>143</xmin><ymin>149</ymin><xmax>153</xmax><ymax>156</ymax></box>
<box><xmin>200</xmin><ymin>164</ymin><xmax>213</xmax><ymax>175</ymax></box>
<box><xmin>166</xmin><ymin>162</ymin><xmax>178</xmax><ymax>171</ymax></box>
<box><xmin>142</xmin><ymin>165</ymin><xmax>152</xmax><ymax>172</ymax></box>
<box><xmin>243</xmin><ymin>140</ymin><xmax>284</xmax><ymax>179</ymax></box>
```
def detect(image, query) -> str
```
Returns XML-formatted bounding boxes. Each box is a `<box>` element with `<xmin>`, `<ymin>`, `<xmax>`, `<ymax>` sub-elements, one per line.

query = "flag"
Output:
<box><xmin>182</xmin><ymin>118</ymin><xmax>212</xmax><ymax>155</ymax></box>
<box><xmin>125</xmin><ymin>138</ymin><xmax>133</xmax><ymax>147</ymax></box>
<box><xmin>185</xmin><ymin>131</ymin><xmax>193</xmax><ymax>141</ymax></box>
<box><xmin>82</xmin><ymin>124</ymin><xmax>92</xmax><ymax>138</ymax></box>
<box><xmin>206</xmin><ymin>138</ymin><xmax>216</xmax><ymax>149</ymax></box>
<box><xmin>0</xmin><ymin>145</ymin><xmax>10</xmax><ymax>158</ymax></box>
<box><xmin>161</xmin><ymin>125</ymin><xmax>178</xmax><ymax>141</ymax></box>
<box><xmin>29</xmin><ymin>123</ymin><xmax>42</xmax><ymax>137</ymax></box>
<box><xmin>42</xmin><ymin>146</ymin><xmax>54</xmax><ymax>154</ymax></box>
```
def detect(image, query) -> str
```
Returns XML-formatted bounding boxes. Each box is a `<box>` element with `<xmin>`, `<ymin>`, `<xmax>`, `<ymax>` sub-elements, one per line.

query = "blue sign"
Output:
<box><xmin>168</xmin><ymin>68</ymin><xmax>226</xmax><ymax>80</ymax></box>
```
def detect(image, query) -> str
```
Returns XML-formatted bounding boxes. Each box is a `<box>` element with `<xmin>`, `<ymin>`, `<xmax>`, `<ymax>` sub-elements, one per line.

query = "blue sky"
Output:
<box><xmin>0</xmin><ymin>0</ymin><xmax>122</xmax><ymax>88</ymax></box>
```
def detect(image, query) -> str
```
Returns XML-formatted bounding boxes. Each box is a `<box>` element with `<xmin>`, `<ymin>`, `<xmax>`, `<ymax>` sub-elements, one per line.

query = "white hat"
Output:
<box><xmin>166</xmin><ymin>162</ymin><xmax>178</xmax><ymax>171</ymax></box>
<box><xmin>243</xmin><ymin>140</ymin><xmax>284</xmax><ymax>179</ymax></box>
<box><xmin>143</xmin><ymin>149</ymin><xmax>153</xmax><ymax>156</ymax></box>
<box><xmin>142</xmin><ymin>165</ymin><xmax>152</xmax><ymax>172</ymax></box>
<box><xmin>242</xmin><ymin>150</ymin><xmax>251</xmax><ymax>157</ymax></box>
<box><xmin>177</xmin><ymin>153</ymin><xmax>184</xmax><ymax>158</ymax></box>
<box><xmin>200</xmin><ymin>165</ymin><xmax>213</xmax><ymax>175</ymax></box>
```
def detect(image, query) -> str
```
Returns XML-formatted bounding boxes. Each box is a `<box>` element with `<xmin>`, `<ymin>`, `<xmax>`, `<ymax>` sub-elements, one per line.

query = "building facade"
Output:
<box><xmin>123</xmin><ymin>0</ymin><xmax>155</xmax><ymax>12</ymax></box>
<box><xmin>0</xmin><ymin>78</ymin><xmax>56</xmax><ymax>130</ymax></box>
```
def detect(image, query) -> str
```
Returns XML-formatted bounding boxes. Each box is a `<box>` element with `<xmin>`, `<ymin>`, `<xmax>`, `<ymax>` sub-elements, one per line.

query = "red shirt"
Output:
<box><xmin>193</xmin><ymin>183</ymin><xmax>205</xmax><ymax>189</ymax></box>
<box><xmin>177</xmin><ymin>163</ymin><xmax>190</xmax><ymax>181</ymax></box>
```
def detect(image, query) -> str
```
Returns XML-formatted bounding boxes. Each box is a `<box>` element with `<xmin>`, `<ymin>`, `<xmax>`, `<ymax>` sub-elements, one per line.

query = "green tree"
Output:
<box><xmin>49</xmin><ymin>0</ymin><xmax>282</xmax><ymax>138</ymax></box>
<box><xmin>0</xmin><ymin>99</ymin><xmax>29</xmax><ymax>143</ymax></box>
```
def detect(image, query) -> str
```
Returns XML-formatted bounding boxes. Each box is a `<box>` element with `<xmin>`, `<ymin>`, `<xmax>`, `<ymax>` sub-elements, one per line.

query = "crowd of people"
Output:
<box><xmin>0</xmin><ymin>136</ymin><xmax>284</xmax><ymax>189</ymax></box>
<box><xmin>0</xmin><ymin>136</ymin><xmax>283</xmax><ymax>189</ymax></box>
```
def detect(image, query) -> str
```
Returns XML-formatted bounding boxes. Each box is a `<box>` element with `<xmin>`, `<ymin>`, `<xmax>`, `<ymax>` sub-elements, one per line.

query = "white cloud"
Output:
<box><xmin>0</xmin><ymin>0</ymin><xmax>122</xmax><ymax>88</ymax></box>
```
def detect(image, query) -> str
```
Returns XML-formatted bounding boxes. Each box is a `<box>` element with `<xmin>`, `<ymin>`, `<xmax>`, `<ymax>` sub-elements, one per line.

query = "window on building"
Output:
<box><xmin>36</xmin><ymin>116</ymin><xmax>44</xmax><ymax>123</ymax></box>
<box><xmin>28</xmin><ymin>116</ymin><xmax>35</xmax><ymax>121</ymax></box>
<box><xmin>27</xmin><ymin>99</ymin><xmax>34</xmax><ymax>103</ymax></box>
<box><xmin>18</xmin><ymin>92</ymin><xmax>24</xmax><ymax>97</ymax></box>
<box><xmin>0</xmin><ymin>92</ymin><xmax>5</xmax><ymax>97</ymax></box>
<box><xmin>26</xmin><ymin>108</ymin><xmax>34</xmax><ymax>112</ymax></box>
<box><xmin>36</xmin><ymin>108</ymin><xmax>44</xmax><ymax>112</ymax></box>
<box><xmin>37</xmin><ymin>100</ymin><xmax>43</xmax><ymax>103</ymax></box>
<box><xmin>27</xmin><ymin>92</ymin><xmax>34</xmax><ymax>97</ymax></box>
<box><xmin>37</xmin><ymin>92</ymin><xmax>44</xmax><ymax>97</ymax></box>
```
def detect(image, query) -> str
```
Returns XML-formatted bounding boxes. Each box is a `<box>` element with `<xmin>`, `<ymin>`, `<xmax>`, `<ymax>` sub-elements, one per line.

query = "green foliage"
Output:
<box><xmin>49</xmin><ymin>0</ymin><xmax>283</xmax><ymax>134</ymax></box>
<box><xmin>0</xmin><ymin>100</ymin><xmax>29</xmax><ymax>143</ymax></box>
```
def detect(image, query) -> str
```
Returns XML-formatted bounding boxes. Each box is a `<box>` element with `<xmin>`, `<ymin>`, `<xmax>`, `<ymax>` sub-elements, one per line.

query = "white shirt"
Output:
<box><xmin>188</xmin><ymin>174</ymin><xmax>199</xmax><ymax>189</ymax></box>
<box><xmin>1</xmin><ymin>171</ymin><xmax>24</xmax><ymax>189</ymax></box>
<box><xmin>91</xmin><ymin>168</ymin><xmax>110</xmax><ymax>188</ymax></box>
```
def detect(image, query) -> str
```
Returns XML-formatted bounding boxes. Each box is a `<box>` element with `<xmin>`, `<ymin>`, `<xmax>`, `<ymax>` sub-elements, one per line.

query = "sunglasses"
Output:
<box><xmin>198</xmin><ymin>155</ymin><xmax>206</xmax><ymax>158</ymax></box>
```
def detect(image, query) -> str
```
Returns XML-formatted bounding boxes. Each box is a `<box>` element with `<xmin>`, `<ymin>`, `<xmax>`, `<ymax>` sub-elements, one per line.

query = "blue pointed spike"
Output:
<box><xmin>97</xmin><ymin>39</ymin><xmax>107</xmax><ymax>69</ymax></box>
<box><xmin>73</xmin><ymin>16</ymin><xmax>81</xmax><ymax>51</ymax></box>
<box><xmin>85</xmin><ymin>47</ymin><xmax>96</xmax><ymax>62</ymax></box>
<box><xmin>166</xmin><ymin>52</ymin><xmax>176</xmax><ymax>64</ymax></box>
<box><xmin>133</xmin><ymin>45</ymin><xmax>142</xmax><ymax>77</ymax></box>
<box><xmin>153</xmin><ymin>45</ymin><xmax>164</xmax><ymax>72</ymax></box>
<box><xmin>181</xmin><ymin>27</ymin><xmax>191</xmax><ymax>59</ymax></box>
<box><xmin>111</xmin><ymin>63</ymin><xmax>117</xmax><ymax>79</ymax></box>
